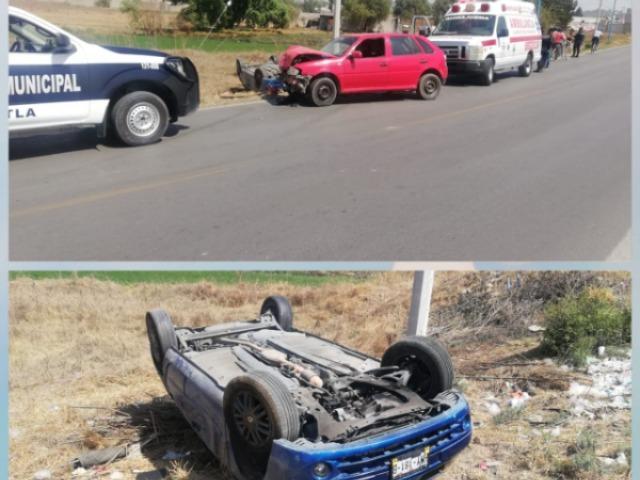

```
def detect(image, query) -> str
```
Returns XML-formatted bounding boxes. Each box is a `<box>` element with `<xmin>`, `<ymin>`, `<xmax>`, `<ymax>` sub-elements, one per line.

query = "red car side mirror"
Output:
<box><xmin>350</xmin><ymin>50</ymin><xmax>363</xmax><ymax>59</ymax></box>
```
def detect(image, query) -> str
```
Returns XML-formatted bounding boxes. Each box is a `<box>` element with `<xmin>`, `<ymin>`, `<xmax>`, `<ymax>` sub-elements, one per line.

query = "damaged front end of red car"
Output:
<box><xmin>237</xmin><ymin>45</ymin><xmax>335</xmax><ymax>95</ymax></box>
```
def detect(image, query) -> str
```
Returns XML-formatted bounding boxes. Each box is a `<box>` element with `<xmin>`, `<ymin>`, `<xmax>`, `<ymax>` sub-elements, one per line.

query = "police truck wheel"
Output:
<box><xmin>480</xmin><ymin>58</ymin><xmax>495</xmax><ymax>86</ymax></box>
<box><xmin>111</xmin><ymin>91</ymin><xmax>169</xmax><ymax>146</ymax></box>
<box><xmin>309</xmin><ymin>77</ymin><xmax>338</xmax><ymax>107</ymax></box>
<box><xmin>145</xmin><ymin>309</ymin><xmax>177</xmax><ymax>375</ymax></box>
<box><xmin>519</xmin><ymin>53</ymin><xmax>533</xmax><ymax>77</ymax></box>
<box><xmin>224</xmin><ymin>371</ymin><xmax>300</xmax><ymax>479</ymax></box>
<box><xmin>381</xmin><ymin>336</ymin><xmax>454</xmax><ymax>400</ymax></box>
<box><xmin>417</xmin><ymin>73</ymin><xmax>441</xmax><ymax>100</ymax></box>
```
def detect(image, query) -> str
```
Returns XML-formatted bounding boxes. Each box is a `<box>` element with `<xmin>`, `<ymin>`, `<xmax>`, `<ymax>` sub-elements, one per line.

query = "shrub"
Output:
<box><xmin>542</xmin><ymin>288</ymin><xmax>631</xmax><ymax>366</ymax></box>
<box><xmin>95</xmin><ymin>0</ymin><xmax>111</xmax><ymax>7</ymax></box>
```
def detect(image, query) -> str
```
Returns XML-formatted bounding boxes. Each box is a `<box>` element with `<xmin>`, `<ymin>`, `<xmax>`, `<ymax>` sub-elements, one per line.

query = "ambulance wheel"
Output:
<box><xmin>480</xmin><ymin>58</ymin><xmax>495</xmax><ymax>86</ymax></box>
<box><xmin>417</xmin><ymin>73</ymin><xmax>441</xmax><ymax>100</ymax></box>
<box><xmin>381</xmin><ymin>335</ymin><xmax>454</xmax><ymax>400</ymax></box>
<box><xmin>111</xmin><ymin>91</ymin><xmax>169</xmax><ymax>146</ymax></box>
<box><xmin>519</xmin><ymin>53</ymin><xmax>533</xmax><ymax>77</ymax></box>
<box><xmin>309</xmin><ymin>77</ymin><xmax>338</xmax><ymax>107</ymax></box>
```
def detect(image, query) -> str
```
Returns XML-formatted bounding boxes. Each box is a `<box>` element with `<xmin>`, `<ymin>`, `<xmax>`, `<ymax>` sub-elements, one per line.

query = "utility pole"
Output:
<box><xmin>333</xmin><ymin>0</ymin><xmax>342</xmax><ymax>39</ymax></box>
<box><xmin>607</xmin><ymin>0</ymin><xmax>618</xmax><ymax>41</ymax></box>
<box><xmin>595</xmin><ymin>0</ymin><xmax>604</xmax><ymax>28</ymax></box>
<box><xmin>407</xmin><ymin>271</ymin><xmax>435</xmax><ymax>337</ymax></box>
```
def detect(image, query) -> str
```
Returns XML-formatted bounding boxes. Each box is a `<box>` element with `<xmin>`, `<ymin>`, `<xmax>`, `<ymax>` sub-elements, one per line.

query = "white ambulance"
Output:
<box><xmin>430</xmin><ymin>0</ymin><xmax>542</xmax><ymax>85</ymax></box>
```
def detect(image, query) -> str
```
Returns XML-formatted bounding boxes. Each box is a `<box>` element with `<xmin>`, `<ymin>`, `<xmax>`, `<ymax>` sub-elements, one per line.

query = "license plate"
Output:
<box><xmin>391</xmin><ymin>446</ymin><xmax>431</xmax><ymax>479</ymax></box>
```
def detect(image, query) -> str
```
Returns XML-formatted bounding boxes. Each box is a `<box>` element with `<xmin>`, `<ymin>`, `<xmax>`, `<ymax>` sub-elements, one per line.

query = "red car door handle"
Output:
<box><xmin>420</xmin><ymin>59</ymin><xmax>428</xmax><ymax>64</ymax></box>
<box><xmin>380</xmin><ymin>62</ymin><xmax>388</xmax><ymax>67</ymax></box>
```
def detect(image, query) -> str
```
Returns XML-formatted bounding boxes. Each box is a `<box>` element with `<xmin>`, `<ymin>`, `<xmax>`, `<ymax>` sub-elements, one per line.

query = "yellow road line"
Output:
<box><xmin>12</xmin><ymin>166</ymin><xmax>227</xmax><ymax>218</ymax></box>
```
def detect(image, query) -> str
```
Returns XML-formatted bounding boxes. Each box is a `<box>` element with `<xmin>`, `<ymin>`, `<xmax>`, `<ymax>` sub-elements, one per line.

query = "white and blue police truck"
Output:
<box><xmin>9</xmin><ymin>7</ymin><xmax>200</xmax><ymax>146</ymax></box>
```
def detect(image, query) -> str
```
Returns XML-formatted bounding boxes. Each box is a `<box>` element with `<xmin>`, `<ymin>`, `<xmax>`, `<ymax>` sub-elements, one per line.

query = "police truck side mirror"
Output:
<box><xmin>53</xmin><ymin>34</ymin><xmax>75</xmax><ymax>54</ymax></box>
<box><xmin>497</xmin><ymin>29</ymin><xmax>509</xmax><ymax>38</ymax></box>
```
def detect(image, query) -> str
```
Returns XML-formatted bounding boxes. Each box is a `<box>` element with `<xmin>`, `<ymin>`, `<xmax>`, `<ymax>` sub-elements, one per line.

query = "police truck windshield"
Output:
<box><xmin>321</xmin><ymin>36</ymin><xmax>357</xmax><ymax>56</ymax></box>
<box><xmin>433</xmin><ymin>15</ymin><xmax>496</xmax><ymax>36</ymax></box>
<box><xmin>9</xmin><ymin>16</ymin><xmax>57</xmax><ymax>53</ymax></box>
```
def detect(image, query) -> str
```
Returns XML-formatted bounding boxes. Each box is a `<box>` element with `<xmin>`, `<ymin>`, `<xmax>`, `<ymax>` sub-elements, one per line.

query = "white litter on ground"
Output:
<box><xmin>569</xmin><ymin>351</ymin><xmax>631</xmax><ymax>418</ymax></box>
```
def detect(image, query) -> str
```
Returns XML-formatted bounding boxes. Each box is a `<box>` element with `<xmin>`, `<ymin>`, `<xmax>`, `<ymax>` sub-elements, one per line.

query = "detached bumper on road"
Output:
<box><xmin>265</xmin><ymin>393</ymin><xmax>472</xmax><ymax>480</ymax></box>
<box><xmin>447</xmin><ymin>59</ymin><xmax>490</xmax><ymax>75</ymax></box>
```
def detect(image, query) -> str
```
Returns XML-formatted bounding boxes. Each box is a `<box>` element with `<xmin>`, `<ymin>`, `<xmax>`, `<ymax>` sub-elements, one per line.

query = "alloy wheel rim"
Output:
<box><xmin>232</xmin><ymin>390</ymin><xmax>273</xmax><ymax>447</ymax></box>
<box><xmin>127</xmin><ymin>102</ymin><xmax>160</xmax><ymax>137</ymax></box>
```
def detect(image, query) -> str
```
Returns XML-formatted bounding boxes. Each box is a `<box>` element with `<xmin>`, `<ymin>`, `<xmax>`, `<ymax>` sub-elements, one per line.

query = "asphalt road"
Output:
<box><xmin>10</xmin><ymin>46</ymin><xmax>631</xmax><ymax>261</ymax></box>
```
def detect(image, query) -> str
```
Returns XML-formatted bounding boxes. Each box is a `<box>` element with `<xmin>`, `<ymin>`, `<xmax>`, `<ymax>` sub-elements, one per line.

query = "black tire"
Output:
<box><xmin>224</xmin><ymin>371</ymin><xmax>300</xmax><ymax>479</ymax></box>
<box><xmin>518</xmin><ymin>53</ymin><xmax>533</xmax><ymax>77</ymax></box>
<box><xmin>260</xmin><ymin>296</ymin><xmax>293</xmax><ymax>331</ymax></box>
<box><xmin>111</xmin><ymin>91</ymin><xmax>169</xmax><ymax>146</ymax></box>
<box><xmin>145</xmin><ymin>309</ymin><xmax>177</xmax><ymax>375</ymax></box>
<box><xmin>480</xmin><ymin>57</ymin><xmax>495</xmax><ymax>86</ymax></box>
<box><xmin>309</xmin><ymin>76</ymin><xmax>338</xmax><ymax>107</ymax></box>
<box><xmin>381</xmin><ymin>335</ymin><xmax>454</xmax><ymax>400</ymax></box>
<box><xmin>417</xmin><ymin>73</ymin><xmax>442</xmax><ymax>100</ymax></box>
<box><xmin>254</xmin><ymin>69</ymin><xmax>264</xmax><ymax>90</ymax></box>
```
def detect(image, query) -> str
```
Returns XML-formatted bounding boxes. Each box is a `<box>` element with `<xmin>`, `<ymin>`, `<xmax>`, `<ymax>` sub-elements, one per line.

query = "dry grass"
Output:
<box><xmin>9</xmin><ymin>274</ymin><xmax>631</xmax><ymax>479</ymax></box>
<box><xmin>167</xmin><ymin>50</ymin><xmax>264</xmax><ymax>106</ymax></box>
<box><xmin>10</xmin><ymin>0</ymin><xmax>178</xmax><ymax>35</ymax></box>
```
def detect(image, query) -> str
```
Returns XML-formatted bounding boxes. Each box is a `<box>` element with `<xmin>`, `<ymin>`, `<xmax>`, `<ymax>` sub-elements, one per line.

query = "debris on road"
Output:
<box><xmin>161</xmin><ymin>450</ymin><xmax>190</xmax><ymax>461</ymax></box>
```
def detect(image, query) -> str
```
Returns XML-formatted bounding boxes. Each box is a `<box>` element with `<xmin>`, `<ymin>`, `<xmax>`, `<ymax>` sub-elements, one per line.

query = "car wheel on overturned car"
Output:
<box><xmin>261</xmin><ymin>295</ymin><xmax>294</xmax><ymax>331</ymax></box>
<box><xmin>417</xmin><ymin>73</ymin><xmax>442</xmax><ymax>100</ymax></box>
<box><xmin>146</xmin><ymin>309</ymin><xmax>177</xmax><ymax>375</ymax></box>
<box><xmin>309</xmin><ymin>76</ymin><xmax>338</xmax><ymax>107</ymax></box>
<box><xmin>381</xmin><ymin>335</ymin><xmax>454</xmax><ymax>400</ymax></box>
<box><xmin>224</xmin><ymin>371</ymin><xmax>301</xmax><ymax>479</ymax></box>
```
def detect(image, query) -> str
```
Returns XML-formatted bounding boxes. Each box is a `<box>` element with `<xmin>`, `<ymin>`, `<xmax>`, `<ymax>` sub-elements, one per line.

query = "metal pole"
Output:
<box><xmin>407</xmin><ymin>271</ymin><xmax>435</xmax><ymax>336</ymax></box>
<box><xmin>595</xmin><ymin>0</ymin><xmax>604</xmax><ymax>28</ymax></box>
<box><xmin>607</xmin><ymin>0</ymin><xmax>617</xmax><ymax>42</ymax></box>
<box><xmin>333</xmin><ymin>0</ymin><xmax>342</xmax><ymax>39</ymax></box>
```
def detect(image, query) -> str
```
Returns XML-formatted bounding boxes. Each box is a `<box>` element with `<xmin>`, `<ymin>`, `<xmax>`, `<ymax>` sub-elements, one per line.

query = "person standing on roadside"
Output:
<box><xmin>591</xmin><ymin>28</ymin><xmax>602</xmax><ymax>52</ymax></box>
<box><xmin>551</xmin><ymin>28</ymin><xmax>563</xmax><ymax>59</ymax></box>
<box><xmin>572</xmin><ymin>27</ymin><xmax>585</xmax><ymax>57</ymax></box>
<box><xmin>538</xmin><ymin>30</ymin><xmax>552</xmax><ymax>71</ymax></box>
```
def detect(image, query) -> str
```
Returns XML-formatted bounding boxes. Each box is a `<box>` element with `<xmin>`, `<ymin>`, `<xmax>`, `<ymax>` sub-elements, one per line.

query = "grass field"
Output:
<box><xmin>9</xmin><ymin>271</ymin><xmax>361</xmax><ymax>286</ymax></box>
<box><xmin>9</xmin><ymin>273</ymin><xmax>631</xmax><ymax>480</ymax></box>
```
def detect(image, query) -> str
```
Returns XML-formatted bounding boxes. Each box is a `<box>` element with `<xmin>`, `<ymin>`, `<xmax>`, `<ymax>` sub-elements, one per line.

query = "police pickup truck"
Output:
<box><xmin>9</xmin><ymin>7</ymin><xmax>199</xmax><ymax>146</ymax></box>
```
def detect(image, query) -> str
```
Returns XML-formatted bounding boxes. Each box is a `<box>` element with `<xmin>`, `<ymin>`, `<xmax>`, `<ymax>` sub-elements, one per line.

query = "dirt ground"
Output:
<box><xmin>9</xmin><ymin>273</ymin><xmax>631</xmax><ymax>479</ymax></box>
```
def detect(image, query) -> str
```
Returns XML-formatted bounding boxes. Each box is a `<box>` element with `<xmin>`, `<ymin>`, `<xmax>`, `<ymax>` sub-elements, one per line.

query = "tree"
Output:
<box><xmin>430</xmin><ymin>0</ymin><xmax>454</xmax><ymax>25</ymax></box>
<box><xmin>303</xmin><ymin>0</ymin><xmax>322</xmax><ymax>12</ymax></box>
<box><xmin>541</xmin><ymin>0</ymin><xmax>578</xmax><ymax>28</ymax></box>
<box><xmin>176</xmin><ymin>0</ymin><xmax>293</xmax><ymax>28</ymax></box>
<box><xmin>574</xmin><ymin>6</ymin><xmax>583</xmax><ymax>16</ymax></box>
<box><xmin>393</xmin><ymin>0</ymin><xmax>430</xmax><ymax>20</ymax></box>
<box><xmin>343</xmin><ymin>0</ymin><xmax>390</xmax><ymax>31</ymax></box>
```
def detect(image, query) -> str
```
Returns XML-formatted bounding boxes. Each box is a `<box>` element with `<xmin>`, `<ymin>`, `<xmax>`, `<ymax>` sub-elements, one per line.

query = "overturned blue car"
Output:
<box><xmin>146</xmin><ymin>296</ymin><xmax>472</xmax><ymax>480</ymax></box>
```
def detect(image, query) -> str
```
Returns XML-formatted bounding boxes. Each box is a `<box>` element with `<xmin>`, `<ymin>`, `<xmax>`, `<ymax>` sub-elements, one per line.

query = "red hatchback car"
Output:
<box><xmin>280</xmin><ymin>33</ymin><xmax>448</xmax><ymax>106</ymax></box>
